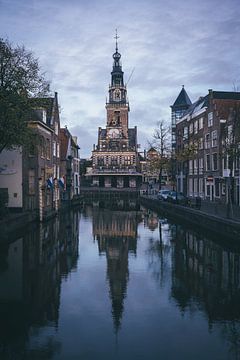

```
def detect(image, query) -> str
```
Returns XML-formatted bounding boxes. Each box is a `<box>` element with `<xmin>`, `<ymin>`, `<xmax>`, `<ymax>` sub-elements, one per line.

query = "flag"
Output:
<box><xmin>58</xmin><ymin>177</ymin><xmax>65</xmax><ymax>189</ymax></box>
<box><xmin>47</xmin><ymin>176</ymin><xmax>53</xmax><ymax>189</ymax></box>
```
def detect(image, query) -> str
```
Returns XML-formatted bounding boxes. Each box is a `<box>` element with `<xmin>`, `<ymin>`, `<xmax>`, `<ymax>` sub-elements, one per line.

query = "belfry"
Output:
<box><xmin>89</xmin><ymin>31</ymin><xmax>141</xmax><ymax>188</ymax></box>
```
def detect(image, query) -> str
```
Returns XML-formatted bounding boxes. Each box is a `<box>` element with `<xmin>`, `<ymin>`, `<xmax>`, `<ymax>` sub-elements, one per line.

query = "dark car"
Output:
<box><xmin>166</xmin><ymin>191</ymin><xmax>188</xmax><ymax>205</ymax></box>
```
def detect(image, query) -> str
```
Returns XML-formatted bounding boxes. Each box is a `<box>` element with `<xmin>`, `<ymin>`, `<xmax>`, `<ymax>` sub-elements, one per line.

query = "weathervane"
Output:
<box><xmin>114</xmin><ymin>28</ymin><xmax>119</xmax><ymax>52</ymax></box>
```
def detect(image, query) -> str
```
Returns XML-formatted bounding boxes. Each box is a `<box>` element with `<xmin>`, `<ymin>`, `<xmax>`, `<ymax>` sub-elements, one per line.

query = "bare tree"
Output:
<box><xmin>221</xmin><ymin>103</ymin><xmax>240</xmax><ymax>216</ymax></box>
<box><xmin>148</xmin><ymin>120</ymin><xmax>171</xmax><ymax>189</ymax></box>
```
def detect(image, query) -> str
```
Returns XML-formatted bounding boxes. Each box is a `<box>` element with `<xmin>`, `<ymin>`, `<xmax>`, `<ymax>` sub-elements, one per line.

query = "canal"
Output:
<box><xmin>0</xmin><ymin>202</ymin><xmax>240</xmax><ymax>359</ymax></box>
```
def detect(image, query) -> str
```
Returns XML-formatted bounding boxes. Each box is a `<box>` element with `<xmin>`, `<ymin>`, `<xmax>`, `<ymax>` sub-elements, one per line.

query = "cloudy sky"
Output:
<box><xmin>1</xmin><ymin>0</ymin><xmax>240</xmax><ymax>157</ymax></box>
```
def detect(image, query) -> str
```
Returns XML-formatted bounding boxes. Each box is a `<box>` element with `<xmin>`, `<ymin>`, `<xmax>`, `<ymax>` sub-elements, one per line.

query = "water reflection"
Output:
<box><xmin>92</xmin><ymin>201</ymin><xmax>142</xmax><ymax>332</ymax></box>
<box><xmin>144</xmin><ymin>209</ymin><xmax>240</xmax><ymax>359</ymax></box>
<box><xmin>1</xmin><ymin>203</ymin><xmax>240</xmax><ymax>359</ymax></box>
<box><xmin>0</xmin><ymin>210</ymin><xmax>79</xmax><ymax>359</ymax></box>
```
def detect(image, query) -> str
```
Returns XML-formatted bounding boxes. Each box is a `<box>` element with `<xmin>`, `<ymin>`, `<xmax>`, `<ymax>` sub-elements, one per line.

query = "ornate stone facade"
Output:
<box><xmin>89</xmin><ymin>36</ymin><xmax>141</xmax><ymax>188</ymax></box>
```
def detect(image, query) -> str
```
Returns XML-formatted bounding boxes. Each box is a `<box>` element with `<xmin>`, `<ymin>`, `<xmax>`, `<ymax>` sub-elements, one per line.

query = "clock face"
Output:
<box><xmin>113</xmin><ymin>89</ymin><xmax>121</xmax><ymax>101</ymax></box>
<box><xmin>109</xmin><ymin>128</ymin><xmax>120</xmax><ymax>139</ymax></box>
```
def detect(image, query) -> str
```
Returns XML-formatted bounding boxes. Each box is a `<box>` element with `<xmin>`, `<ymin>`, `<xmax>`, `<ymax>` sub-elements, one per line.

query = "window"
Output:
<box><xmin>28</xmin><ymin>169</ymin><xmax>35</xmax><ymax>195</ymax></box>
<box><xmin>194</xmin><ymin>159</ymin><xmax>198</xmax><ymax>175</ymax></box>
<box><xmin>189</xmin><ymin>123</ymin><xmax>193</xmax><ymax>134</ymax></box>
<box><xmin>206</xmin><ymin>154</ymin><xmax>211</xmax><ymax>171</ymax></box>
<box><xmin>215</xmin><ymin>178</ymin><xmax>220</xmax><ymax>197</ymax></box>
<box><xmin>194</xmin><ymin>120</ymin><xmax>198</xmax><ymax>134</ymax></box>
<box><xmin>211</xmin><ymin>130</ymin><xmax>218</xmax><ymax>147</ymax></box>
<box><xmin>46</xmin><ymin>139</ymin><xmax>50</xmax><ymax>159</ymax></box>
<box><xmin>194</xmin><ymin>178</ymin><xmax>198</xmax><ymax>194</ymax></box>
<box><xmin>53</xmin><ymin>141</ymin><xmax>56</xmax><ymax>157</ymax></box>
<box><xmin>188</xmin><ymin>178</ymin><xmax>193</xmax><ymax>195</ymax></box>
<box><xmin>199</xmin><ymin>178</ymin><xmax>203</xmax><ymax>195</ymax></box>
<box><xmin>40</xmin><ymin>137</ymin><xmax>45</xmax><ymax>158</ymax></box>
<box><xmin>205</xmin><ymin>133</ymin><xmax>210</xmax><ymax>149</ymax></box>
<box><xmin>212</xmin><ymin>153</ymin><xmax>218</xmax><ymax>171</ymax></box>
<box><xmin>189</xmin><ymin>160</ymin><xmax>193</xmax><ymax>175</ymax></box>
<box><xmin>199</xmin><ymin>117</ymin><xmax>203</xmax><ymax>129</ymax></box>
<box><xmin>56</xmin><ymin>143</ymin><xmax>60</xmax><ymax>158</ymax></box>
<box><xmin>227</xmin><ymin>125</ymin><xmax>233</xmax><ymax>143</ymax></box>
<box><xmin>199</xmin><ymin>137</ymin><xmax>204</xmax><ymax>150</ymax></box>
<box><xmin>208</xmin><ymin>112</ymin><xmax>213</xmax><ymax>127</ymax></box>
<box><xmin>206</xmin><ymin>184</ymin><xmax>211</xmax><ymax>196</ymax></box>
<box><xmin>183</xmin><ymin>126</ymin><xmax>188</xmax><ymax>140</ymax></box>
<box><xmin>199</xmin><ymin>158</ymin><xmax>203</xmax><ymax>174</ymax></box>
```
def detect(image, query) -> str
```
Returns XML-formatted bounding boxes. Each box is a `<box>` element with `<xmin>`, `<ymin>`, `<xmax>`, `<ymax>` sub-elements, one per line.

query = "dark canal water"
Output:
<box><xmin>1</xmin><ymin>201</ymin><xmax>240</xmax><ymax>360</ymax></box>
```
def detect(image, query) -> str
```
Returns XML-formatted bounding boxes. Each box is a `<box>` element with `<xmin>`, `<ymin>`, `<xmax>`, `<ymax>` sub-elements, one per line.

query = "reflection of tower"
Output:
<box><xmin>93</xmin><ymin>207</ymin><xmax>140</xmax><ymax>332</ymax></box>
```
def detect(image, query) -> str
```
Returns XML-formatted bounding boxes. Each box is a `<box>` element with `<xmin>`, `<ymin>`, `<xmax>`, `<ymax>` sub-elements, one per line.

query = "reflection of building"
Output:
<box><xmin>87</xmin><ymin>33</ymin><xmax>142</xmax><ymax>188</ymax></box>
<box><xmin>92</xmin><ymin>207</ymin><xmax>140</xmax><ymax>331</ymax></box>
<box><xmin>143</xmin><ymin>208</ymin><xmax>159</xmax><ymax>231</ymax></box>
<box><xmin>171</xmin><ymin>229</ymin><xmax>240</xmax><ymax>321</ymax></box>
<box><xmin>0</xmin><ymin>210</ymin><xmax>79</xmax><ymax>356</ymax></box>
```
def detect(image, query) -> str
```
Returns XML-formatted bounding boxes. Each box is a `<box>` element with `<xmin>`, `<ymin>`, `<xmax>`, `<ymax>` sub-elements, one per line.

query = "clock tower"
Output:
<box><xmin>106</xmin><ymin>32</ymin><xmax>129</xmax><ymax>140</ymax></box>
<box><xmin>89</xmin><ymin>32</ymin><xmax>141</xmax><ymax>189</ymax></box>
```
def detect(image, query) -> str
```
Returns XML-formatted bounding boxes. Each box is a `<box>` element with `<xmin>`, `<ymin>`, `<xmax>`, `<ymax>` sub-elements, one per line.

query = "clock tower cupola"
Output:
<box><xmin>106</xmin><ymin>30</ymin><xmax>129</xmax><ymax>134</ymax></box>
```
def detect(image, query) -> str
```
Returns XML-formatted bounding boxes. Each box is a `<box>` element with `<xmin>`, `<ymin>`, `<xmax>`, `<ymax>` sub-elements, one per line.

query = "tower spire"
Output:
<box><xmin>114</xmin><ymin>28</ymin><xmax>119</xmax><ymax>53</ymax></box>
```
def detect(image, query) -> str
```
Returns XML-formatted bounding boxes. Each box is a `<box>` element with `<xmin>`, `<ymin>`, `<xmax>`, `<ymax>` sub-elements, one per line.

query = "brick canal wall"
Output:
<box><xmin>140</xmin><ymin>196</ymin><xmax>240</xmax><ymax>241</ymax></box>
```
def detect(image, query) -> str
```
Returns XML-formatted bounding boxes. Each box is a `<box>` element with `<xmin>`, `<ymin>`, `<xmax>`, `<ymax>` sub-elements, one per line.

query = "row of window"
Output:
<box><xmin>37</xmin><ymin>138</ymin><xmax>60</xmax><ymax>159</ymax></box>
<box><xmin>95</xmin><ymin>155</ymin><xmax>136</xmax><ymax>166</ymax></box>
<box><xmin>189</xmin><ymin>154</ymin><xmax>219</xmax><ymax>173</ymax></box>
<box><xmin>181</xmin><ymin>112</ymin><xmax>214</xmax><ymax>140</ymax></box>
<box><xmin>188</xmin><ymin>177</ymin><xmax>222</xmax><ymax>198</ymax></box>
<box><xmin>189</xmin><ymin>155</ymin><xmax>240</xmax><ymax>173</ymax></box>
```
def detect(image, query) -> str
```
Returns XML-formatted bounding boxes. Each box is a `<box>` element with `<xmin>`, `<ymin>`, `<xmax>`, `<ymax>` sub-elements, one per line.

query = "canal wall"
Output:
<box><xmin>140</xmin><ymin>196</ymin><xmax>240</xmax><ymax>241</ymax></box>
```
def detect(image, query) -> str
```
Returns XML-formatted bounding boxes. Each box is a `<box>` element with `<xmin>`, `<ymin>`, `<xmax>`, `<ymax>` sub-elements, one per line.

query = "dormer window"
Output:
<box><xmin>35</xmin><ymin>108</ymin><xmax>47</xmax><ymax>123</ymax></box>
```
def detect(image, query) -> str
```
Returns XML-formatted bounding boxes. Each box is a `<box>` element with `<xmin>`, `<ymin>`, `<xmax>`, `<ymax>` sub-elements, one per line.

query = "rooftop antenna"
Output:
<box><xmin>126</xmin><ymin>67</ymin><xmax>135</xmax><ymax>86</ymax></box>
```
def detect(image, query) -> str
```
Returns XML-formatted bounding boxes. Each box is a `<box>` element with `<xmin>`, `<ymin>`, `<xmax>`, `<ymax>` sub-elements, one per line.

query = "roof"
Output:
<box><xmin>211</xmin><ymin>90</ymin><xmax>240</xmax><ymax>100</ymax></box>
<box><xmin>181</xmin><ymin>90</ymin><xmax>240</xmax><ymax>120</ymax></box>
<box><xmin>182</xmin><ymin>95</ymin><xmax>209</xmax><ymax>118</ymax></box>
<box><xmin>172</xmin><ymin>87</ymin><xmax>192</xmax><ymax>108</ymax></box>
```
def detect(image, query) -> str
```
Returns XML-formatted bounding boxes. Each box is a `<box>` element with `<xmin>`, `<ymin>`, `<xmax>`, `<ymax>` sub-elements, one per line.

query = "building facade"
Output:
<box><xmin>0</xmin><ymin>92</ymin><xmax>80</xmax><ymax>220</ymax></box>
<box><xmin>88</xmin><ymin>37</ymin><xmax>141</xmax><ymax>188</ymax></box>
<box><xmin>175</xmin><ymin>89</ymin><xmax>240</xmax><ymax>205</ymax></box>
<box><xmin>60</xmin><ymin>127</ymin><xmax>80</xmax><ymax>201</ymax></box>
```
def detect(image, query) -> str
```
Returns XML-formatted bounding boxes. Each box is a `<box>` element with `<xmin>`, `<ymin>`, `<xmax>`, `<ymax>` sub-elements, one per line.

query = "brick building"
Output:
<box><xmin>175</xmin><ymin>89</ymin><xmax>240</xmax><ymax>205</ymax></box>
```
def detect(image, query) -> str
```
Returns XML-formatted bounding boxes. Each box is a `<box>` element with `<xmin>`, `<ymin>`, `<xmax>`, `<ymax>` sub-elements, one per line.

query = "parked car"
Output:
<box><xmin>157</xmin><ymin>189</ymin><xmax>171</xmax><ymax>201</ymax></box>
<box><xmin>166</xmin><ymin>191</ymin><xmax>188</xmax><ymax>205</ymax></box>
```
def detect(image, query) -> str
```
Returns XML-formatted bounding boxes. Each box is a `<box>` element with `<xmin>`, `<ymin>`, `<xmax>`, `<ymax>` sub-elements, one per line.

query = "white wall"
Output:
<box><xmin>0</xmin><ymin>148</ymin><xmax>23</xmax><ymax>208</ymax></box>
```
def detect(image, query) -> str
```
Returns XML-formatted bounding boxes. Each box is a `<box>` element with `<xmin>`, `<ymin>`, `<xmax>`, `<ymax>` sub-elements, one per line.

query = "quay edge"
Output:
<box><xmin>140</xmin><ymin>196</ymin><xmax>240</xmax><ymax>242</ymax></box>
